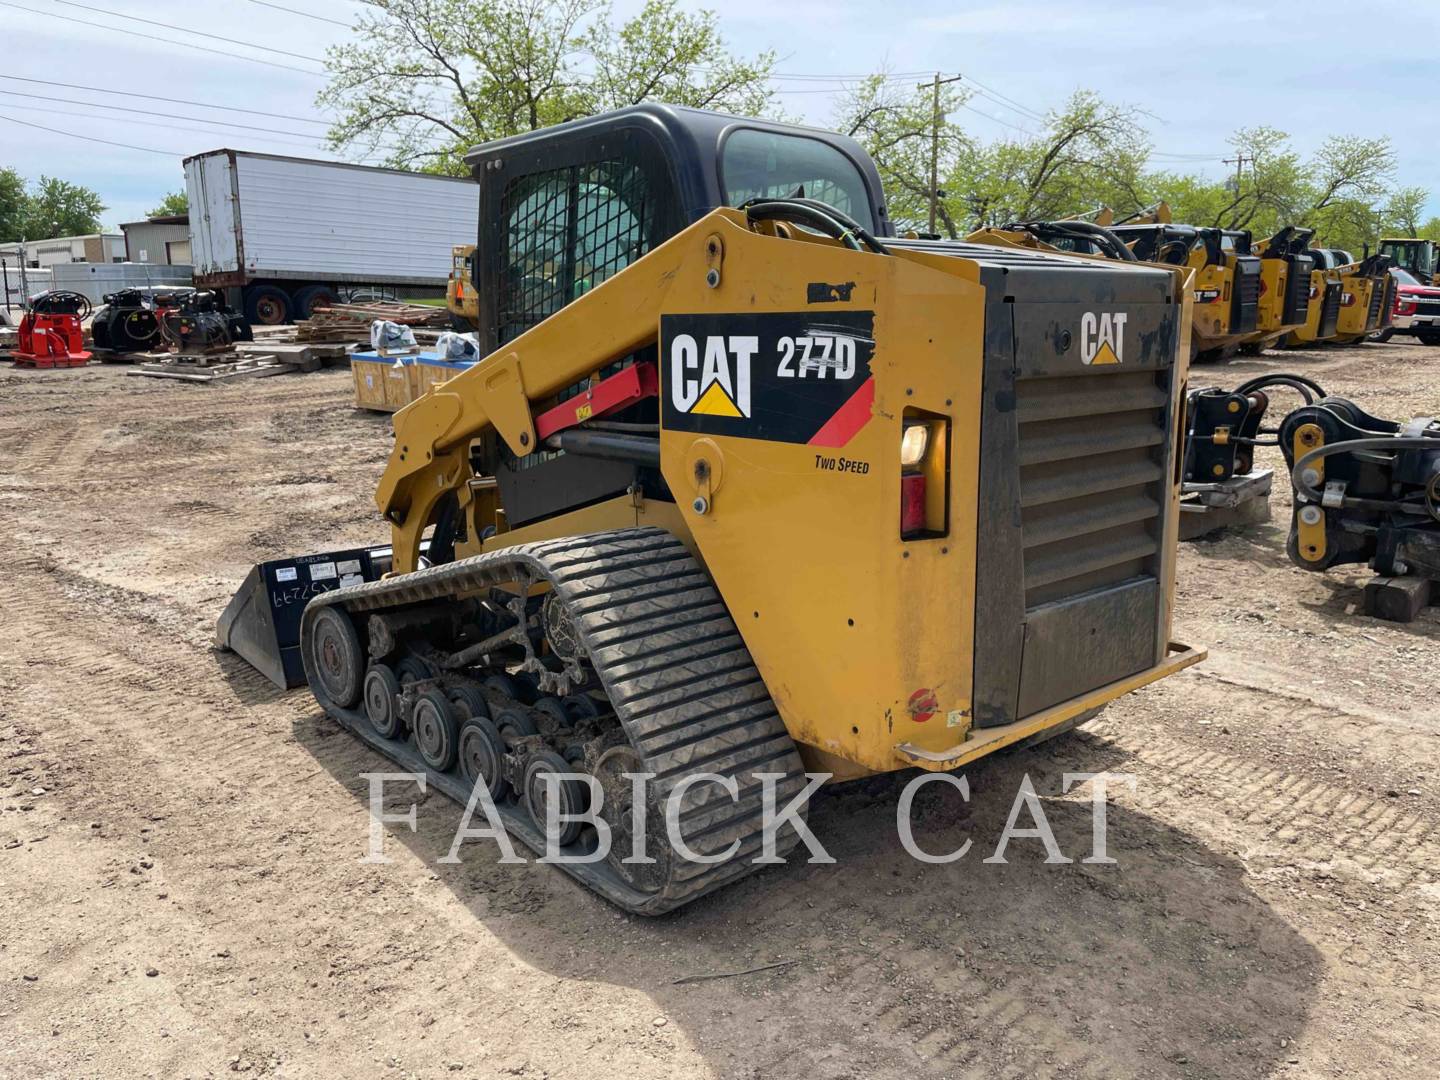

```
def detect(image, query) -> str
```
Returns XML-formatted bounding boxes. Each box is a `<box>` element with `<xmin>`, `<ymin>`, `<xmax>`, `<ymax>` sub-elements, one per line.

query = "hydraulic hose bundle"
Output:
<box><xmin>1184</xmin><ymin>373</ymin><xmax>1328</xmax><ymax>483</ymax></box>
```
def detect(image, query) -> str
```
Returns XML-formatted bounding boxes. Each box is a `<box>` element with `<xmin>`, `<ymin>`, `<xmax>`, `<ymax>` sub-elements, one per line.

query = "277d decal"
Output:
<box><xmin>660</xmin><ymin>311</ymin><xmax>876</xmax><ymax>447</ymax></box>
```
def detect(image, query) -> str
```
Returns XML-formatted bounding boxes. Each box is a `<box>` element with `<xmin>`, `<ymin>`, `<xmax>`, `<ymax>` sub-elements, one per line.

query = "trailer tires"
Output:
<box><xmin>243</xmin><ymin>285</ymin><xmax>291</xmax><ymax>325</ymax></box>
<box><xmin>292</xmin><ymin>285</ymin><xmax>339</xmax><ymax>320</ymax></box>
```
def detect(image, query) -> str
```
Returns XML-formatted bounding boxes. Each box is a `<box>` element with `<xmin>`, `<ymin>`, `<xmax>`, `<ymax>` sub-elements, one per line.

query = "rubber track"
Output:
<box><xmin>301</xmin><ymin>526</ymin><xmax>808</xmax><ymax>915</ymax></box>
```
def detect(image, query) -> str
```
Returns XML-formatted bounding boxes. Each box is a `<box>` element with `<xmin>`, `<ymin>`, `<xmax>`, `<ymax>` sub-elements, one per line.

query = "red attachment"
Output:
<box><xmin>900</xmin><ymin>471</ymin><xmax>927</xmax><ymax>538</ymax></box>
<box><xmin>534</xmin><ymin>361</ymin><xmax>658</xmax><ymax>440</ymax></box>
<box><xmin>15</xmin><ymin>312</ymin><xmax>90</xmax><ymax>368</ymax></box>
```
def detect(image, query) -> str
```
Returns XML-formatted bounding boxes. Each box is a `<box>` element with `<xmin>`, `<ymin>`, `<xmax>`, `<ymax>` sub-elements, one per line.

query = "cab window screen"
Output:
<box><xmin>722</xmin><ymin>129</ymin><xmax>873</xmax><ymax>230</ymax></box>
<box><xmin>498</xmin><ymin>160</ymin><xmax>654</xmax><ymax>344</ymax></box>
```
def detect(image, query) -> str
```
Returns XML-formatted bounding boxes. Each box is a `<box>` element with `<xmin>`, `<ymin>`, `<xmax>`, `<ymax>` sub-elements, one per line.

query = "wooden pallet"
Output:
<box><xmin>127</xmin><ymin>352</ymin><xmax>289</xmax><ymax>383</ymax></box>
<box><xmin>235</xmin><ymin>340</ymin><xmax>352</xmax><ymax>371</ymax></box>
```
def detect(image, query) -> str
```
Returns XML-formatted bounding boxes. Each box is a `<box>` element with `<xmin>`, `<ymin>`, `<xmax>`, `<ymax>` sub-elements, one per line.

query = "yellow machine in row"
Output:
<box><xmin>446</xmin><ymin>244</ymin><xmax>480</xmax><ymax>330</ymax></box>
<box><xmin>286</xmin><ymin>106</ymin><xmax>1202</xmax><ymax>914</ymax></box>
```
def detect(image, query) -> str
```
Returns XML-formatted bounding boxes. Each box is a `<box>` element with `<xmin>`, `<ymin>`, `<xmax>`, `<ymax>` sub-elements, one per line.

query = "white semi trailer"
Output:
<box><xmin>184</xmin><ymin>149</ymin><xmax>479</xmax><ymax>325</ymax></box>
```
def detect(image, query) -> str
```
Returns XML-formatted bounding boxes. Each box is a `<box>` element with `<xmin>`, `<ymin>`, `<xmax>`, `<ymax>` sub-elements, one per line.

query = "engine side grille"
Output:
<box><xmin>1367</xmin><ymin>277</ymin><xmax>1387</xmax><ymax>328</ymax></box>
<box><xmin>1319</xmin><ymin>281</ymin><xmax>1342</xmax><ymax>338</ymax></box>
<box><xmin>1282</xmin><ymin>255</ymin><xmax>1315</xmax><ymax>324</ymax></box>
<box><xmin>1231</xmin><ymin>257</ymin><xmax>1262</xmax><ymax>333</ymax></box>
<box><xmin>1015</xmin><ymin>369</ymin><xmax>1169</xmax><ymax>609</ymax></box>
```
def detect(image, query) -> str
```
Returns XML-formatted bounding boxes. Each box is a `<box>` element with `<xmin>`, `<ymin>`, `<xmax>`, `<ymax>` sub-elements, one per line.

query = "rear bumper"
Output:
<box><xmin>894</xmin><ymin>641</ymin><xmax>1207</xmax><ymax>769</ymax></box>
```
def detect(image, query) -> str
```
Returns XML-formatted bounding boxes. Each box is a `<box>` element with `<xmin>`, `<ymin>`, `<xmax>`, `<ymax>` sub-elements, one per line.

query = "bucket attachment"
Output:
<box><xmin>217</xmin><ymin>545</ymin><xmax>396</xmax><ymax>689</ymax></box>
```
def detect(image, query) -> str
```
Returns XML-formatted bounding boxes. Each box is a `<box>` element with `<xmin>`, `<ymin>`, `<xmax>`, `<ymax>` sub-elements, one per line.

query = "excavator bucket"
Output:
<box><xmin>216</xmin><ymin>546</ymin><xmax>393</xmax><ymax>689</ymax></box>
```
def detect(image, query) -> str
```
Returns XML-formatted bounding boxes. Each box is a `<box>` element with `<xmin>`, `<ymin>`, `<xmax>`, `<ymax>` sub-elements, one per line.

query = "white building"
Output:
<box><xmin>0</xmin><ymin>233</ymin><xmax>126</xmax><ymax>269</ymax></box>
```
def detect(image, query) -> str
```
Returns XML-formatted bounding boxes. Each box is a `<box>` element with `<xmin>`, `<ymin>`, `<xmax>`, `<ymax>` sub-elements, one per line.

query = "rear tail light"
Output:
<box><xmin>900</xmin><ymin>473</ymin><xmax>927</xmax><ymax>537</ymax></box>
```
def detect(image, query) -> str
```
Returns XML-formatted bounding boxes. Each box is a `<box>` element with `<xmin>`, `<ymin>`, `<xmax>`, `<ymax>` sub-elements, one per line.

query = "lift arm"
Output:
<box><xmin>376</xmin><ymin>210</ymin><xmax>742</xmax><ymax>573</ymax></box>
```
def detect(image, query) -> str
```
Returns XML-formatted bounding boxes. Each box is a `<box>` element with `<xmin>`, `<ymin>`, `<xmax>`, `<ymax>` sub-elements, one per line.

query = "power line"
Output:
<box><xmin>50</xmin><ymin>0</ymin><xmax>325</xmax><ymax>63</ymax></box>
<box><xmin>957</xmin><ymin>73</ymin><xmax>1046</xmax><ymax>122</ymax></box>
<box><xmin>0</xmin><ymin>90</ymin><xmax>330</xmax><ymax>140</ymax></box>
<box><xmin>958</xmin><ymin>101</ymin><xmax>1036</xmax><ymax>136</ymax></box>
<box><xmin>0</xmin><ymin>75</ymin><xmax>333</xmax><ymax>125</ymax></box>
<box><xmin>0</xmin><ymin>1</ymin><xmax>323</xmax><ymax>75</ymax></box>
<box><xmin>245</xmin><ymin>0</ymin><xmax>353</xmax><ymax>27</ymax></box>
<box><xmin>0</xmin><ymin>101</ymin><xmax>334</xmax><ymax>152</ymax></box>
<box><xmin>0</xmin><ymin>110</ymin><xmax>174</xmax><ymax>155</ymax></box>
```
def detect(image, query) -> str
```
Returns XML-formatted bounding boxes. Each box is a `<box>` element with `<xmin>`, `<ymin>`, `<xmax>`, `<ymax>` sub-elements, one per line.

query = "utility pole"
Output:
<box><xmin>920</xmin><ymin>73</ymin><xmax>964</xmax><ymax>235</ymax></box>
<box><xmin>1222</xmin><ymin>152</ymin><xmax>1251</xmax><ymax>194</ymax></box>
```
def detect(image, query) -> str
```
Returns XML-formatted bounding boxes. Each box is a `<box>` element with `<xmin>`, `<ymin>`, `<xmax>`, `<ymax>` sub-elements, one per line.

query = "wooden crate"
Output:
<box><xmin>352</xmin><ymin>354</ymin><xmax>409</xmax><ymax>412</ymax></box>
<box><xmin>351</xmin><ymin>352</ymin><xmax>477</xmax><ymax>412</ymax></box>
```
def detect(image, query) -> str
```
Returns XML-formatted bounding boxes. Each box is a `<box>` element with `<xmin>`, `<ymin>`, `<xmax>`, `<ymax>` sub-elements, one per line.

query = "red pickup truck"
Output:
<box><xmin>1386</xmin><ymin>266</ymin><xmax>1440</xmax><ymax>345</ymax></box>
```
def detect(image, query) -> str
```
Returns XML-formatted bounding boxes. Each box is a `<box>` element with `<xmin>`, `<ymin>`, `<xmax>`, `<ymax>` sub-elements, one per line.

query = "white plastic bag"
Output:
<box><xmin>370</xmin><ymin>319</ymin><xmax>416</xmax><ymax>352</ymax></box>
<box><xmin>434</xmin><ymin>331</ymin><xmax>479</xmax><ymax>361</ymax></box>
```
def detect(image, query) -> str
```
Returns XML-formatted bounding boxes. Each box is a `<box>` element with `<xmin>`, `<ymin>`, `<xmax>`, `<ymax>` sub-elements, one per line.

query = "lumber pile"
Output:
<box><xmin>295</xmin><ymin>301</ymin><xmax>449</xmax><ymax>344</ymax></box>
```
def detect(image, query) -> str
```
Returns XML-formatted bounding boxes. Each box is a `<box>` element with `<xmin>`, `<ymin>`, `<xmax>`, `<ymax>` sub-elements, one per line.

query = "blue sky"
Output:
<box><xmin>1</xmin><ymin>0</ymin><xmax>1434</xmax><ymax>229</ymax></box>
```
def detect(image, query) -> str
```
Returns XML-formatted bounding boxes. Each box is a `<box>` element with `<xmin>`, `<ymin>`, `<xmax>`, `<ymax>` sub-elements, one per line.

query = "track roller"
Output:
<box><xmin>524</xmin><ymin>749</ymin><xmax>587</xmax><ymax>846</ymax></box>
<box><xmin>412</xmin><ymin>689</ymin><xmax>460</xmax><ymax>771</ymax></box>
<box><xmin>363</xmin><ymin>664</ymin><xmax>404</xmax><ymax>739</ymax></box>
<box><xmin>458</xmin><ymin>717</ymin><xmax>509</xmax><ymax>798</ymax></box>
<box><xmin>448</xmin><ymin>686</ymin><xmax>490</xmax><ymax>722</ymax></box>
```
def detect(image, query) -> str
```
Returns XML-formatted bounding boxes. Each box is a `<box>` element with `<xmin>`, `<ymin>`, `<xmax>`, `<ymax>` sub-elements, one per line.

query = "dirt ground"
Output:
<box><xmin>1</xmin><ymin>340</ymin><xmax>1437</xmax><ymax>1080</ymax></box>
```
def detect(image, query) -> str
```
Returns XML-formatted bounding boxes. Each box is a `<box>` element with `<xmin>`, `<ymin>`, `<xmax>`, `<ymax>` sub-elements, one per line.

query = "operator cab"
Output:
<box><xmin>1379</xmin><ymin>238</ymin><xmax>1436</xmax><ymax>281</ymax></box>
<box><xmin>463</xmin><ymin>104</ymin><xmax>890</xmax><ymax>354</ymax></box>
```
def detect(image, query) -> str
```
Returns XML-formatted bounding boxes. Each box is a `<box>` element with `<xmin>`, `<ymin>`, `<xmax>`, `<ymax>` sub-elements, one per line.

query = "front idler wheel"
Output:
<box><xmin>524</xmin><ymin>749</ymin><xmax>586</xmax><ymax>847</ymax></box>
<box><xmin>413</xmin><ymin>689</ymin><xmax>460</xmax><ymax>771</ymax></box>
<box><xmin>310</xmin><ymin>607</ymin><xmax>364</xmax><ymax>708</ymax></box>
<box><xmin>363</xmin><ymin>664</ymin><xmax>404</xmax><ymax>740</ymax></box>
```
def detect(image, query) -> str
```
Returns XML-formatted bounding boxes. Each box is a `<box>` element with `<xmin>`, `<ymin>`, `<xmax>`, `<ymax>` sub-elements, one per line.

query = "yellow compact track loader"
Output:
<box><xmin>230</xmin><ymin>106</ymin><xmax>1203</xmax><ymax>914</ymax></box>
<box><xmin>1284</xmin><ymin>251</ymin><xmax>1345</xmax><ymax>347</ymax></box>
<box><xmin>1107</xmin><ymin>222</ymin><xmax>1261</xmax><ymax>361</ymax></box>
<box><xmin>1241</xmin><ymin>227</ymin><xmax>1317</xmax><ymax>352</ymax></box>
<box><xmin>1336</xmin><ymin>253</ymin><xmax>1396</xmax><ymax>343</ymax></box>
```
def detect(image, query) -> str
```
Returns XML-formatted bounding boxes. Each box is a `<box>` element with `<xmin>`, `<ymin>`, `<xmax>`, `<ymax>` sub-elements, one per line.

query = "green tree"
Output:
<box><xmin>837</xmin><ymin>74</ymin><xmax>973</xmax><ymax>236</ymax></box>
<box><xmin>19</xmin><ymin>176</ymin><xmax>105</xmax><ymax>238</ymax></box>
<box><xmin>839</xmin><ymin>84</ymin><xmax>1149</xmax><ymax>237</ymax></box>
<box><xmin>960</xmin><ymin>91</ymin><xmax>1149</xmax><ymax>229</ymax></box>
<box><xmin>318</xmin><ymin>0</ymin><xmax>778</xmax><ymax>174</ymax></box>
<box><xmin>0</xmin><ymin>166</ymin><xmax>25</xmax><ymax>242</ymax></box>
<box><xmin>146</xmin><ymin>190</ymin><xmax>189</xmax><ymax>217</ymax></box>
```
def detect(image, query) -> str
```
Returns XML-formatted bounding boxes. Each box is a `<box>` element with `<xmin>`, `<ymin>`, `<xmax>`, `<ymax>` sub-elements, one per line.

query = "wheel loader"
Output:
<box><xmin>221</xmin><ymin>105</ymin><xmax>1204</xmax><ymax>914</ymax></box>
<box><xmin>1379</xmin><ymin>237</ymin><xmax>1440</xmax><ymax>286</ymax></box>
